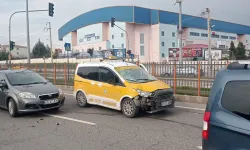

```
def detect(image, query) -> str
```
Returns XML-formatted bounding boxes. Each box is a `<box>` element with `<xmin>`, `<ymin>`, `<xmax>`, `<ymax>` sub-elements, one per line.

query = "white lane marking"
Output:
<box><xmin>175</xmin><ymin>106</ymin><xmax>205</xmax><ymax>111</ymax></box>
<box><xmin>197</xmin><ymin>146</ymin><xmax>202</xmax><ymax>149</ymax></box>
<box><xmin>42</xmin><ymin>113</ymin><xmax>96</xmax><ymax>126</ymax></box>
<box><xmin>63</xmin><ymin>92</ymin><xmax>206</xmax><ymax>111</ymax></box>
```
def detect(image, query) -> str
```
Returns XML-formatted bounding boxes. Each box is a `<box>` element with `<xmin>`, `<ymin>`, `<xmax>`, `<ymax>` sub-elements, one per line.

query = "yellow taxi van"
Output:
<box><xmin>74</xmin><ymin>60</ymin><xmax>175</xmax><ymax>118</ymax></box>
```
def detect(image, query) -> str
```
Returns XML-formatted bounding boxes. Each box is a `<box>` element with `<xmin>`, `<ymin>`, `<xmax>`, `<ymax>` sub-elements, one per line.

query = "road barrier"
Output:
<box><xmin>0</xmin><ymin>61</ymin><xmax>229</xmax><ymax>97</ymax></box>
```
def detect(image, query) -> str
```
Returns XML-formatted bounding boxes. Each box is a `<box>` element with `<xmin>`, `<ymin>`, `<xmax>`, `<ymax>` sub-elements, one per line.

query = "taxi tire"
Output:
<box><xmin>121</xmin><ymin>98</ymin><xmax>139</xmax><ymax>118</ymax></box>
<box><xmin>76</xmin><ymin>91</ymin><xmax>88</xmax><ymax>107</ymax></box>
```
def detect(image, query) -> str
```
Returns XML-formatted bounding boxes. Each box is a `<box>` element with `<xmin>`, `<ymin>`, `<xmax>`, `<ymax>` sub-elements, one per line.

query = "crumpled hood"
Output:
<box><xmin>128</xmin><ymin>80</ymin><xmax>171</xmax><ymax>92</ymax></box>
<box><xmin>13</xmin><ymin>82</ymin><xmax>59</xmax><ymax>96</ymax></box>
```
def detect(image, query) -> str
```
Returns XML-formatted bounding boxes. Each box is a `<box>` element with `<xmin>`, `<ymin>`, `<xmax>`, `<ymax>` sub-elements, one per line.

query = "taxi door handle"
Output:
<box><xmin>91</xmin><ymin>82</ymin><xmax>95</xmax><ymax>85</ymax></box>
<box><xmin>97</xmin><ymin>83</ymin><xmax>102</xmax><ymax>87</ymax></box>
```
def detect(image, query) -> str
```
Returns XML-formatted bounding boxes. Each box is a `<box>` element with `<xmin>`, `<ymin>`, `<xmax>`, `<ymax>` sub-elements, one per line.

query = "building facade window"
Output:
<box><xmin>161</xmin><ymin>42</ymin><xmax>164</xmax><ymax>47</ymax></box>
<box><xmin>112</xmin><ymin>35</ymin><xmax>114</xmax><ymax>39</ymax></box>
<box><xmin>172</xmin><ymin>42</ymin><xmax>175</xmax><ymax>47</ymax></box>
<box><xmin>190</xmin><ymin>32</ymin><xmax>200</xmax><ymax>36</ymax></box>
<box><xmin>172</xmin><ymin>32</ymin><xmax>175</xmax><ymax>37</ymax></box>
<box><xmin>212</xmin><ymin>34</ymin><xmax>220</xmax><ymax>38</ymax></box>
<box><xmin>140</xmin><ymin>46</ymin><xmax>144</xmax><ymax>56</ymax></box>
<box><xmin>99</xmin><ymin>47</ymin><xmax>101</xmax><ymax>50</ymax></box>
<box><xmin>162</xmin><ymin>53</ymin><xmax>165</xmax><ymax>58</ymax></box>
<box><xmin>121</xmin><ymin>33</ymin><xmax>124</xmax><ymax>38</ymax></box>
<box><xmin>221</xmin><ymin>35</ymin><xmax>229</xmax><ymax>39</ymax></box>
<box><xmin>140</xmin><ymin>33</ymin><xmax>144</xmax><ymax>44</ymax></box>
<box><xmin>87</xmin><ymin>37</ymin><xmax>91</xmax><ymax>41</ymax></box>
<box><xmin>112</xmin><ymin>45</ymin><xmax>114</xmax><ymax>48</ymax></box>
<box><xmin>201</xmin><ymin>33</ymin><xmax>208</xmax><ymax>37</ymax></box>
<box><xmin>161</xmin><ymin>31</ymin><xmax>164</xmax><ymax>36</ymax></box>
<box><xmin>121</xmin><ymin>44</ymin><xmax>124</xmax><ymax>48</ymax></box>
<box><xmin>95</xmin><ymin>36</ymin><xmax>100</xmax><ymax>40</ymax></box>
<box><xmin>230</xmin><ymin>36</ymin><xmax>236</xmax><ymax>40</ymax></box>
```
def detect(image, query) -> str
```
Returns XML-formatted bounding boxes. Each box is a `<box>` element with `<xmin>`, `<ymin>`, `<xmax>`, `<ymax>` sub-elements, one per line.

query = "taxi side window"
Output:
<box><xmin>99</xmin><ymin>67</ymin><xmax>123</xmax><ymax>86</ymax></box>
<box><xmin>77</xmin><ymin>67</ymin><xmax>99</xmax><ymax>81</ymax></box>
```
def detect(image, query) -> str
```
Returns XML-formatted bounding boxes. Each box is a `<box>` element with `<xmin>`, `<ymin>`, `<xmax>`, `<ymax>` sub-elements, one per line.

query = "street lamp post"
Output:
<box><xmin>26</xmin><ymin>0</ymin><xmax>31</xmax><ymax>66</ymax></box>
<box><xmin>175</xmin><ymin>0</ymin><xmax>183</xmax><ymax>64</ymax></box>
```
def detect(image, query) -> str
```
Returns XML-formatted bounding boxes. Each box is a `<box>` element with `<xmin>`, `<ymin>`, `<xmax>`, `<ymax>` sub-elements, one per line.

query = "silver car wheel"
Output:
<box><xmin>8</xmin><ymin>101</ymin><xmax>14</xmax><ymax>115</ymax></box>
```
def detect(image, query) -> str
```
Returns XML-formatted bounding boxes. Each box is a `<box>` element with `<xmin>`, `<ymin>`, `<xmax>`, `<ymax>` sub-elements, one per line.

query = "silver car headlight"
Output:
<box><xmin>19</xmin><ymin>92</ymin><xmax>36</xmax><ymax>99</ymax></box>
<box><xmin>136</xmin><ymin>89</ymin><xmax>152</xmax><ymax>97</ymax></box>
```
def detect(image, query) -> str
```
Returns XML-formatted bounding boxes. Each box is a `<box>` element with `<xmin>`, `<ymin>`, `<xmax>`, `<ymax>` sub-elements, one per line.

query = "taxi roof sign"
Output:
<box><xmin>100</xmin><ymin>56</ymin><xmax>126</xmax><ymax>62</ymax></box>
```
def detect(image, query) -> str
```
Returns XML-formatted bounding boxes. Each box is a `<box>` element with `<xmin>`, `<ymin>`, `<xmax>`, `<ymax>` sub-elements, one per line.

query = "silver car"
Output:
<box><xmin>0</xmin><ymin>70</ymin><xmax>65</xmax><ymax>117</ymax></box>
<box><xmin>162</xmin><ymin>66</ymin><xmax>203</xmax><ymax>78</ymax></box>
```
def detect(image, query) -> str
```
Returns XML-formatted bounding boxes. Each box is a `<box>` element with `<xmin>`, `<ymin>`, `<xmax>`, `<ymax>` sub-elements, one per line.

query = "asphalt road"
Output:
<box><xmin>0</xmin><ymin>89</ymin><xmax>205</xmax><ymax>150</ymax></box>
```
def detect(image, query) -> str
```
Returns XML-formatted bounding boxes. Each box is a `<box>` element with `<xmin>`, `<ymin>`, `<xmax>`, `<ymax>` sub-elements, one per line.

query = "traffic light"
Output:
<box><xmin>48</xmin><ymin>3</ymin><xmax>54</xmax><ymax>17</ymax></box>
<box><xmin>10</xmin><ymin>41</ymin><xmax>15</xmax><ymax>51</ymax></box>
<box><xmin>87</xmin><ymin>48</ymin><xmax>94</xmax><ymax>57</ymax></box>
<box><xmin>111</xmin><ymin>17</ymin><xmax>115</xmax><ymax>27</ymax></box>
<box><xmin>127</xmin><ymin>50</ymin><xmax>131</xmax><ymax>55</ymax></box>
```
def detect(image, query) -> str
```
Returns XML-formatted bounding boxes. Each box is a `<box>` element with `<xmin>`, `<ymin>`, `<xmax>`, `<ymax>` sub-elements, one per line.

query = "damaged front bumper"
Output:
<box><xmin>133</xmin><ymin>88</ymin><xmax>175</xmax><ymax>113</ymax></box>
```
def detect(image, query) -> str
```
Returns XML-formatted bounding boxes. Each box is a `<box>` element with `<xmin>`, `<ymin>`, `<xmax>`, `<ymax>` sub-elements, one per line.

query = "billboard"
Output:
<box><xmin>113</xmin><ymin>49</ymin><xmax>126</xmax><ymax>58</ymax></box>
<box><xmin>169</xmin><ymin>48</ymin><xmax>203</xmax><ymax>58</ymax></box>
<box><xmin>204</xmin><ymin>50</ymin><xmax>222</xmax><ymax>60</ymax></box>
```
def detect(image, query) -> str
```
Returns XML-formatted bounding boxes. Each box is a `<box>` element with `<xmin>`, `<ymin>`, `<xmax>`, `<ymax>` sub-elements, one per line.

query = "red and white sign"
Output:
<box><xmin>169</xmin><ymin>48</ymin><xmax>203</xmax><ymax>58</ymax></box>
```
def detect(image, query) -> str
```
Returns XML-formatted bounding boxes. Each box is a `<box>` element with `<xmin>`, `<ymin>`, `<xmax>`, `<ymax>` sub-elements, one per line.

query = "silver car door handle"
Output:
<box><xmin>97</xmin><ymin>83</ymin><xmax>102</xmax><ymax>87</ymax></box>
<box><xmin>91</xmin><ymin>82</ymin><xmax>95</xmax><ymax>85</ymax></box>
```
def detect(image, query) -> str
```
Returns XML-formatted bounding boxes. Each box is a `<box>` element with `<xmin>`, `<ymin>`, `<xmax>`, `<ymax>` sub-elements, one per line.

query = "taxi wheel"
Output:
<box><xmin>76</xmin><ymin>91</ymin><xmax>88</xmax><ymax>107</ymax></box>
<box><xmin>8</xmin><ymin>99</ymin><xmax>18</xmax><ymax>117</ymax></box>
<box><xmin>121</xmin><ymin>98</ymin><xmax>139</xmax><ymax>118</ymax></box>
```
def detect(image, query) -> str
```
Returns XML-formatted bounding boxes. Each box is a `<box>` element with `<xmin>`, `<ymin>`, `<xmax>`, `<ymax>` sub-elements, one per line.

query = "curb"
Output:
<box><xmin>57</xmin><ymin>85</ymin><xmax>208</xmax><ymax>104</ymax></box>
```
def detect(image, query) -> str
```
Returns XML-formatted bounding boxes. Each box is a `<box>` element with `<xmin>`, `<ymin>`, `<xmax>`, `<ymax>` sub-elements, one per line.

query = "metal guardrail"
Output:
<box><xmin>0</xmin><ymin>62</ymin><xmax>218</xmax><ymax>97</ymax></box>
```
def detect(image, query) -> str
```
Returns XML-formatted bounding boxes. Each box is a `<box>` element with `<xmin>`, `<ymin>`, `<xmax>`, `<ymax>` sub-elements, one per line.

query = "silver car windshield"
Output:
<box><xmin>6</xmin><ymin>72</ymin><xmax>47</xmax><ymax>86</ymax></box>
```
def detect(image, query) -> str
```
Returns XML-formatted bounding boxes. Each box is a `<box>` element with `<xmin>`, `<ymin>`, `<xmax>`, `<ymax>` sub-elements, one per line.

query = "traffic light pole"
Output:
<box><xmin>8</xmin><ymin>9</ymin><xmax>48</xmax><ymax>67</ymax></box>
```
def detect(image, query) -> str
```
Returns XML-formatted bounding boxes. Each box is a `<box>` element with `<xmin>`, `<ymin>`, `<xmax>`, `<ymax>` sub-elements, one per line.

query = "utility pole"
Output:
<box><xmin>26</xmin><ymin>0</ymin><xmax>31</xmax><ymax>66</ymax></box>
<box><xmin>206</xmin><ymin>8</ymin><xmax>212</xmax><ymax>67</ymax></box>
<box><xmin>45</xmin><ymin>22</ymin><xmax>53</xmax><ymax>63</ymax></box>
<box><xmin>175</xmin><ymin>0</ymin><xmax>183</xmax><ymax>64</ymax></box>
<box><xmin>201</xmin><ymin>8</ymin><xmax>212</xmax><ymax>76</ymax></box>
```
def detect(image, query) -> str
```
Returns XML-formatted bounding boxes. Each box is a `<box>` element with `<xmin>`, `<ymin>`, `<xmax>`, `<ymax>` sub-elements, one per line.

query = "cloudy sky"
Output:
<box><xmin>0</xmin><ymin>0</ymin><xmax>249</xmax><ymax>49</ymax></box>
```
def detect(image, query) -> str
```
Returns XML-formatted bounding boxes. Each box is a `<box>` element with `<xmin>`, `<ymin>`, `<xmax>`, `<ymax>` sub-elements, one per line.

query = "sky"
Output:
<box><xmin>0</xmin><ymin>0</ymin><xmax>249</xmax><ymax>49</ymax></box>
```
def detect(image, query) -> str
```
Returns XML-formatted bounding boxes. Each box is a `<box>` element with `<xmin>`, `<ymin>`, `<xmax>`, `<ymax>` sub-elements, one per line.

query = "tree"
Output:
<box><xmin>32</xmin><ymin>39</ymin><xmax>50</xmax><ymax>58</ymax></box>
<box><xmin>0</xmin><ymin>52</ymin><xmax>9</xmax><ymax>61</ymax></box>
<box><xmin>235</xmin><ymin>42</ymin><xmax>246</xmax><ymax>60</ymax></box>
<box><xmin>229</xmin><ymin>41</ymin><xmax>236</xmax><ymax>60</ymax></box>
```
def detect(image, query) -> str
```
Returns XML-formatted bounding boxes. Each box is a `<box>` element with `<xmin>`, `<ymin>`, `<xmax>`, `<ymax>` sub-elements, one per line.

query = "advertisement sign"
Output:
<box><xmin>101</xmin><ymin>50</ymin><xmax>112</xmax><ymax>58</ymax></box>
<box><xmin>169</xmin><ymin>48</ymin><xmax>202</xmax><ymax>58</ymax></box>
<box><xmin>113</xmin><ymin>49</ymin><xmax>126</xmax><ymax>58</ymax></box>
<box><xmin>204</xmin><ymin>50</ymin><xmax>222</xmax><ymax>60</ymax></box>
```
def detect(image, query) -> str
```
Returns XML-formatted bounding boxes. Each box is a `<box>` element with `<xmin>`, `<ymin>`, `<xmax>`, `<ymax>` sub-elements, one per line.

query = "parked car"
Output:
<box><xmin>202</xmin><ymin>62</ymin><xmax>250</xmax><ymax>149</ymax></box>
<box><xmin>0</xmin><ymin>70</ymin><xmax>65</xmax><ymax>117</ymax></box>
<box><xmin>161</xmin><ymin>65</ymin><xmax>203</xmax><ymax>77</ymax></box>
<box><xmin>74</xmin><ymin>60</ymin><xmax>175</xmax><ymax>118</ymax></box>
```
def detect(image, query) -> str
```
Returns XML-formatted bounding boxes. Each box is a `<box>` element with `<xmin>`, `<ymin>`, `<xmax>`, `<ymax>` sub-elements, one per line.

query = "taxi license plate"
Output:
<box><xmin>161</xmin><ymin>101</ymin><xmax>172</xmax><ymax>106</ymax></box>
<box><xmin>44</xmin><ymin>99</ymin><xmax>58</xmax><ymax>105</ymax></box>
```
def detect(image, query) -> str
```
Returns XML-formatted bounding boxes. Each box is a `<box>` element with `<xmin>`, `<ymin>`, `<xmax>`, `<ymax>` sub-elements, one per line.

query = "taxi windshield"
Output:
<box><xmin>115</xmin><ymin>66</ymin><xmax>156</xmax><ymax>83</ymax></box>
